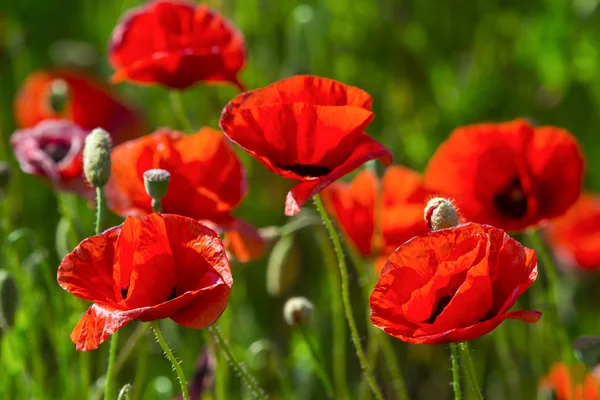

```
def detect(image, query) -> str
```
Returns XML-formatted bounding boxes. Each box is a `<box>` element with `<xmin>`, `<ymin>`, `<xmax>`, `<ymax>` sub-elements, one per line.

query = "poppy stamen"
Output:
<box><xmin>278</xmin><ymin>164</ymin><xmax>331</xmax><ymax>178</ymax></box>
<box><xmin>495</xmin><ymin>178</ymin><xmax>528</xmax><ymax>219</ymax></box>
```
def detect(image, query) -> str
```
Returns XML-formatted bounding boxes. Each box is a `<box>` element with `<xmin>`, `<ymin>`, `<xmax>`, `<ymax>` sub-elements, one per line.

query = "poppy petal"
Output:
<box><xmin>109</xmin><ymin>2</ymin><xmax>246</xmax><ymax>90</ymax></box>
<box><xmin>225</xmin><ymin>103</ymin><xmax>373</xmax><ymax>176</ymax></box>
<box><xmin>380</xmin><ymin>309</ymin><xmax>541</xmax><ymax>345</ymax></box>
<box><xmin>285</xmin><ymin>134</ymin><xmax>392</xmax><ymax>216</ymax></box>
<box><xmin>71</xmin><ymin>303</ymin><xmax>138</xmax><ymax>351</ymax></box>
<box><xmin>224</xmin><ymin>75</ymin><xmax>373</xmax><ymax>110</ymax></box>
<box><xmin>321</xmin><ymin>169</ymin><xmax>377</xmax><ymax>256</ymax></box>
<box><xmin>57</xmin><ymin>226</ymin><xmax>120</xmax><ymax>304</ymax></box>
<box><xmin>223</xmin><ymin>218</ymin><xmax>265</xmax><ymax>262</ymax></box>
<box><xmin>526</xmin><ymin>126</ymin><xmax>585</xmax><ymax>219</ymax></box>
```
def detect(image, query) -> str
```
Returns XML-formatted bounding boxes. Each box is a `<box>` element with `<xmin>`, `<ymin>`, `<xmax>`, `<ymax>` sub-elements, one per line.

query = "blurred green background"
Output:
<box><xmin>2</xmin><ymin>0</ymin><xmax>600</xmax><ymax>399</ymax></box>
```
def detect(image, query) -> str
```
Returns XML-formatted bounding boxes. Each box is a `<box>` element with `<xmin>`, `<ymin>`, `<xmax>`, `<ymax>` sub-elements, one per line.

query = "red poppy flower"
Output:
<box><xmin>10</xmin><ymin>119</ymin><xmax>92</xmax><ymax>195</ymax></box>
<box><xmin>14</xmin><ymin>69</ymin><xmax>144</xmax><ymax>144</ymax></box>
<box><xmin>546</xmin><ymin>194</ymin><xmax>600</xmax><ymax>271</ymax></box>
<box><xmin>424</xmin><ymin>119</ymin><xmax>584</xmax><ymax>232</ymax></box>
<box><xmin>539</xmin><ymin>362</ymin><xmax>600</xmax><ymax>400</ymax></box>
<box><xmin>219</xmin><ymin>75</ymin><xmax>393</xmax><ymax>216</ymax></box>
<box><xmin>370</xmin><ymin>222</ymin><xmax>541</xmax><ymax>344</ymax></box>
<box><xmin>57</xmin><ymin>213</ymin><xmax>232</xmax><ymax>351</ymax></box>
<box><xmin>321</xmin><ymin>166</ymin><xmax>430</xmax><ymax>267</ymax></box>
<box><xmin>105</xmin><ymin>127</ymin><xmax>263</xmax><ymax>262</ymax></box>
<box><xmin>109</xmin><ymin>0</ymin><xmax>246</xmax><ymax>91</ymax></box>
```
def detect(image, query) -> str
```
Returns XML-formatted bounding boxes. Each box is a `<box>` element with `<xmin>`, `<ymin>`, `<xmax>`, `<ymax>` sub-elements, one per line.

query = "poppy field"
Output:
<box><xmin>3</xmin><ymin>1</ymin><xmax>600</xmax><ymax>399</ymax></box>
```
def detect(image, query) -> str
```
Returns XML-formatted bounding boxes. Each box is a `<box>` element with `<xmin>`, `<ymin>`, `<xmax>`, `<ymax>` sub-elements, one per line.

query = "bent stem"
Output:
<box><xmin>169</xmin><ymin>91</ymin><xmax>193</xmax><ymax>133</ymax></box>
<box><xmin>450</xmin><ymin>343</ymin><xmax>462</xmax><ymax>400</ymax></box>
<box><xmin>458</xmin><ymin>342</ymin><xmax>483</xmax><ymax>400</ymax></box>
<box><xmin>298</xmin><ymin>325</ymin><xmax>335</xmax><ymax>398</ymax></box>
<box><xmin>313</xmin><ymin>194</ymin><xmax>384</xmax><ymax>400</ymax></box>
<box><xmin>209</xmin><ymin>324</ymin><xmax>267</xmax><ymax>400</ymax></box>
<box><xmin>151</xmin><ymin>321</ymin><xmax>190</xmax><ymax>400</ymax></box>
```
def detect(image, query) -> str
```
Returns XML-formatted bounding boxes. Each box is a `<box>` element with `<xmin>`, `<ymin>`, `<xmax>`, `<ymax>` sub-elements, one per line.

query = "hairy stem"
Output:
<box><xmin>151</xmin><ymin>321</ymin><xmax>190</xmax><ymax>400</ymax></box>
<box><xmin>313</xmin><ymin>194</ymin><xmax>384</xmax><ymax>400</ymax></box>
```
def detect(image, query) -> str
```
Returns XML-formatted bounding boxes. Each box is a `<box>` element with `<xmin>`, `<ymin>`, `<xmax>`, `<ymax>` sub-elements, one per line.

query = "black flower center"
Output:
<box><xmin>494</xmin><ymin>178</ymin><xmax>528</xmax><ymax>219</ymax></box>
<box><xmin>121</xmin><ymin>288</ymin><xmax>129</xmax><ymax>300</ymax></box>
<box><xmin>41</xmin><ymin>141</ymin><xmax>71</xmax><ymax>163</ymax></box>
<box><xmin>278</xmin><ymin>163</ymin><xmax>331</xmax><ymax>178</ymax></box>
<box><xmin>427</xmin><ymin>295</ymin><xmax>452</xmax><ymax>324</ymax></box>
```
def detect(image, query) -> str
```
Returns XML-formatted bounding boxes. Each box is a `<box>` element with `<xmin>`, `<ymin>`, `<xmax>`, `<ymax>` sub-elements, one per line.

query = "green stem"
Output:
<box><xmin>380</xmin><ymin>334</ymin><xmax>409</xmax><ymax>400</ymax></box>
<box><xmin>450</xmin><ymin>344</ymin><xmax>462</xmax><ymax>400</ymax></box>
<box><xmin>298</xmin><ymin>325</ymin><xmax>335</xmax><ymax>398</ymax></box>
<box><xmin>96</xmin><ymin>184</ymin><xmax>119</xmax><ymax>400</ymax></box>
<box><xmin>209</xmin><ymin>324</ymin><xmax>267</xmax><ymax>399</ymax></box>
<box><xmin>458</xmin><ymin>342</ymin><xmax>483</xmax><ymax>400</ymax></box>
<box><xmin>95</xmin><ymin>187</ymin><xmax>105</xmax><ymax>234</ymax></box>
<box><xmin>315</xmin><ymin>228</ymin><xmax>349</xmax><ymax>400</ymax></box>
<box><xmin>525</xmin><ymin>229</ymin><xmax>572</xmax><ymax>362</ymax></box>
<box><xmin>104</xmin><ymin>331</ymin><xmax>120</xmax><ymax>400</ymax></box>
<box><xmin>151</xmin><ymin>321</ymin><xmax>190</xmax><ymax>400</ymax></box>
<box><xmin>169</xmin><ymin>91</ymin><xmax>193</xmax><ymax>133</ymax></box>
<box><xmin>151</xmin><ymin>199</ymin><xmax>162</xmax><ymax>213</ymax></box>
<box><xmin>313</xmin><ymin>194</ymin><xmax>384</xmax><ymax>400</ymax></box>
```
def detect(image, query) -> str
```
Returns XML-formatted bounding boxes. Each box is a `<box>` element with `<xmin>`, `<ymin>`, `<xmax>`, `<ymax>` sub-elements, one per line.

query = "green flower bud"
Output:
<box><xmin>424</xmin><ymin>197</ymin><xmax>459</xmax><ymax>231</ymax></box>
<box><xmin>283</xmin><ymin>296</ymin><xmax>313</xmax><ymax>326</ymax></box>
<box><xmin>83</xmin><ymin>128</ymin><xmax>112</xmax><ymax>188</ymax></box>
<box><xmin>0</xmin><ymin>270</ymin><xmax>19</xmax><ymax>331</ymax></box>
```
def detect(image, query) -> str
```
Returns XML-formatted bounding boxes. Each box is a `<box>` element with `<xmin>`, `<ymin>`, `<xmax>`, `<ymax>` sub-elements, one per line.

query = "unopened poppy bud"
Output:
<box><xmin>0</xmin><ymin>161</ymin><xmax>11</xmax><ymax>191</ymax></box>
<box><xmin>0</xmin><ymin>270</ymin><xmax>19</xmax><ymax>331</ymax></box>
<box><xmin>283</xmin><ymin>296</ymin><xmax>313</xmax><ymax>326</ymax></box>
<box><xmin>48</xmin><ymin>78</ymin><xmax>69</xmax><ymax>113</ymax></box>
<box><xmin>424</xmin><ymin>197</ymin><xmax>459</xmax><ymax>231</ymax></box>
<box><xmin>83</xmin><ymin>128</ymin><xmax>112</xmax><ymax>188</ymax></box>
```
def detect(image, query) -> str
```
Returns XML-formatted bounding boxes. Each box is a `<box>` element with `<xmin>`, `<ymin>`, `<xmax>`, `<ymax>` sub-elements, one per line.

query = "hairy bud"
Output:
<box><xmin>424</xmin><ymin>197</ymin><xmax>459</xmax><ymax>231</ymax></box>
<box><xmin>283</xmin><ymin>296</ymin><xmax>313</xmax><ymax>326</ymax></box>
<box><xmin>83</xmin><ymin>128</ymin><xmax>112</xmax><ymax>187</ymax></box>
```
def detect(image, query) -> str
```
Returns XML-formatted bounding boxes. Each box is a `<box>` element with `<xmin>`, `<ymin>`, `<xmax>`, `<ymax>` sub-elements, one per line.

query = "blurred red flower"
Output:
<box><xmin>11</xmin><ymin>119</ymin><xmax>91</xmax><ymax>195</ymax></box>
<box><xmin>424</xmin><ymin>119</ymin><xmax>584</xmax><ymax>232</ymax></box>
<box><xmin>14</xmin><ymin>69</ymin><xmax>144</xmax><ymax>144</ymax></box>
<box><xmin>539</xmin><ymin>362</ymin><xmax>600</xmax><ymax>400</ymax></box>
<box><xmin>546</xmin><ymin>194</ymin><xmax>600</xmax><ymax>271</ymax></box>
<box><xmin>105</xmin><ymin>127</ymin><xmax>263</xmax><ymax>262</ymax></box>
<box><xmin>321</xmin><ymin>166</ymin><xmax>430</xmax><ymax>270</ymax></box>
<box><xmin>109</xmin><ymin>0</ymin><xmax>246</xmax><ymax>91</ymax></box>
<box><xmin>58</xmin><ymin>213</ymin><xmax>232</xmax><ymax>351</ymax></box>
<box><xmin>370</xmin><ymin>222</ymin><xmax>541</xmax><ymax>344</ymax></box>
<box><xmin>219</xmin><ymin>75</ymin><xmax>392</xmax><ymax>216</ymax></box>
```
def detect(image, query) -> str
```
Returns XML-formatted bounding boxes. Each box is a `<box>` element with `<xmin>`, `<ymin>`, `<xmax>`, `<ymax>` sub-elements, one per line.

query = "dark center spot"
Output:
<box><xmin>494</xmin><ymin>178</ymin><xmax>528</xmax><ymax>219</ymax></box>
<box><xmin>277</xmin><ymin>163</ymin><xmax>331</xmax><ymax>178</ymax></box>
<box><xmin>427</xmin><ymin>295</ymin><xmax>452</xmax><ymax>324</ymax></box>
<box><xmin>121</xmin><ymin>288</ymin><xmax>129</xmax><ymax>300</ymax></box>
<box><xmin>41</xmin><ymin>142</ymin><xmax>71</xmax><ymax>163</ymax></box>
<box><xmin>167</xmin><ymin>286</ymin><xmax>178</xmax><ymax>301</ymax></box>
